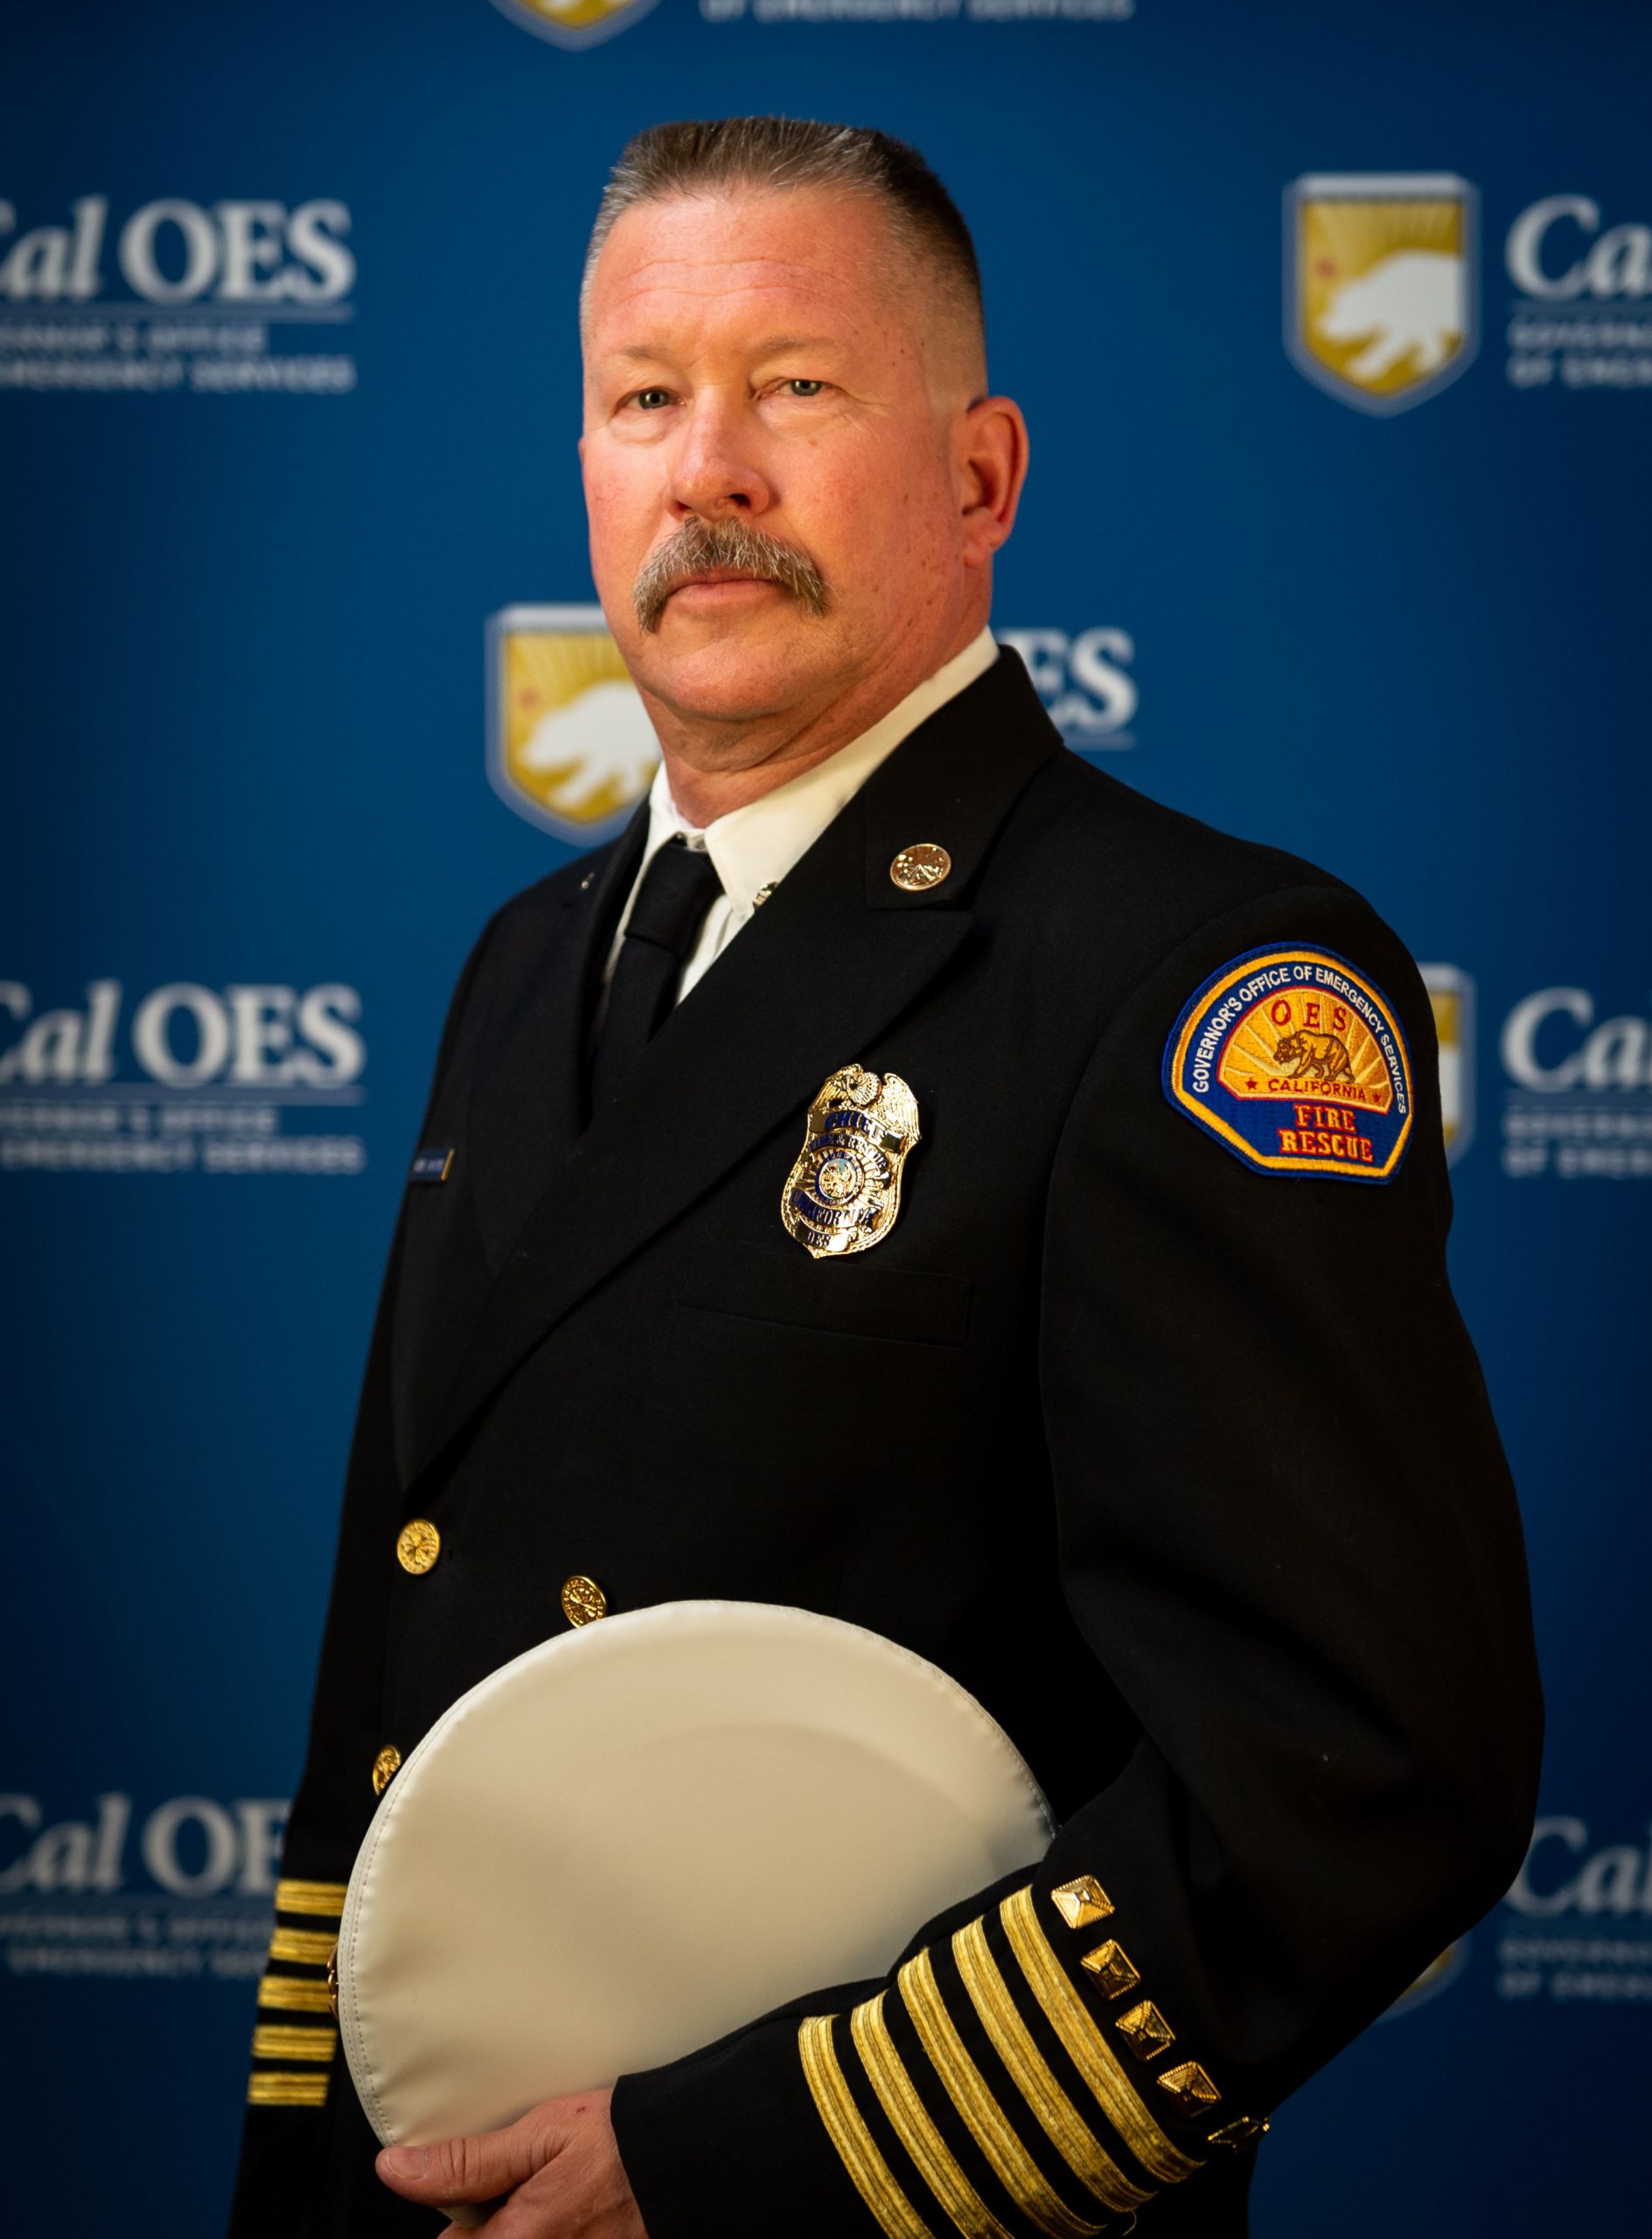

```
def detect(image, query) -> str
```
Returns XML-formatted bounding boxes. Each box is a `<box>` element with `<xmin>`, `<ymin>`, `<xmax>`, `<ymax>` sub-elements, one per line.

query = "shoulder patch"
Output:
<box><xmin>1162</xmin><ymin>945</ymin><xmax>1413</xmax><ymax>1182</ymax></box>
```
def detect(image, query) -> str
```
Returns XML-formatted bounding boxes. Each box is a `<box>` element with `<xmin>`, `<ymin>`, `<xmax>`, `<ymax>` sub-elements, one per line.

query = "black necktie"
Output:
<box><xmin>589</xmin><ymin>834</ymin><xmax>724</xmax><ymax>1111</ymax></box>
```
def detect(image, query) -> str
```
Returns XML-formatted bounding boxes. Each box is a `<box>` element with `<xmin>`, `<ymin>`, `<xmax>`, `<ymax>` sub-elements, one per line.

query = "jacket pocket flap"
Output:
<box><xmin>684</xmin><ymin>1243</ymin><xmax>972</xmax><ymax>1348</ymax></box>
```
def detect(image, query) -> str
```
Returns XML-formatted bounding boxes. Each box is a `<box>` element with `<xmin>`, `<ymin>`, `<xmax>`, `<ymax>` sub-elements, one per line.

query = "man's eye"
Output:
<box><xmin>778</xmin><ymin>379</ymin><xmax>826</xmax><ymax>397</ymax></box>
<box><xmin>631</xmin><ymin>388</ymin><xmax>673</xmax><ymax>410</ymax></box>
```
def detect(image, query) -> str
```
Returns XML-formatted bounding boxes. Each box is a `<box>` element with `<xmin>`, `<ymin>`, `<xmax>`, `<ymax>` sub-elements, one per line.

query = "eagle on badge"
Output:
<box><xmin>782</xmin><ymin>1064</ymin><xmax>922</xmax><ymax>1259</ymax></box>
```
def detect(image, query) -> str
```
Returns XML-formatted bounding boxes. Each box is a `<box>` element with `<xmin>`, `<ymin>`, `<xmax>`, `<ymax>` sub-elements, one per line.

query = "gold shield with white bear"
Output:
<box><xmin>1286</xmin><ymin>173</ymin><xmax>1478</xmax><ymax>415</ymax></box>
<box><xmin>487</xmin><ymin>603</ymin><xmax>659</xmax><ymax>844</ymax></box>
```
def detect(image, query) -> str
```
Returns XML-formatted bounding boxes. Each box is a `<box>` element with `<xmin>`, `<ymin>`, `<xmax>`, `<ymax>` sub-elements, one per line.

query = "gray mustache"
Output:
<box><xmin>632</xmin><ymin>517</ymin><xmax>829</xmax><ymax>633</ymax></box>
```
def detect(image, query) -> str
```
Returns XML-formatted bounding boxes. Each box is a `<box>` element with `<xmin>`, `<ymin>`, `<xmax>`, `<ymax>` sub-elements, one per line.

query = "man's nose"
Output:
<box><xmin>666</xmin><ymin>395</ymin><xmax>771</xmax><ymax>520</ymax></box>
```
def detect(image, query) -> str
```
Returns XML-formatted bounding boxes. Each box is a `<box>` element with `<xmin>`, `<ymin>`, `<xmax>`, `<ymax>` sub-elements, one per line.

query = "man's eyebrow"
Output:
<box><xmin>749</xmin><ymin>335</ymin><xmax>840</xmax><ymax>357</ymax></box>
<box><xmin>603</xmin><ymin>334</ymin><xmax>842</xmax><ymax>364</ymax></box>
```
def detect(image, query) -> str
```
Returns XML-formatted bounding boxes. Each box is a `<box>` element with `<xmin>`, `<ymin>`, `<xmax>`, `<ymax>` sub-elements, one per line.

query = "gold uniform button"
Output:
<box><xmin>396</xmin><ymin>1518</ymin><xmax>441</xmax><ymax>1575</ymax></box>
<box><xmin>1050</xmin><ymin>1873</ymin><xmax>1114</xmax><ymax>1930</ymax></box>
<box><xmin>889</xmin><ymin>842</ymin><xmax>951</xmax><ymax>892</ymax></box>
<box><xmin>561</xmin><ymin>1574</ymin><xmax>608</xmax><ymax>1627</ymax></box>
<box><xmin>371</xmin><ymin>1745</ymin><xmax>402</xmax><ymax>1796</ymax></box>
<box><xmin>1158</xmin><ymin>2060</ymin><xmax>1221</xmax><ymax>2116</ymax></box>
<box><xmin>1080</xmin><ymin>1938</ymin><xmax>1140</xmax><ymax>2000</ymax></box>
<box><xmin>1209</xmin><ymin>2115</ymin><xmax>1269</xmax><ymax>2150</ymax></box>
<box><xmin>1115</xmin><ymin>1998</ymin><xmax>1175</xmax><ymax>2061</ymax></box>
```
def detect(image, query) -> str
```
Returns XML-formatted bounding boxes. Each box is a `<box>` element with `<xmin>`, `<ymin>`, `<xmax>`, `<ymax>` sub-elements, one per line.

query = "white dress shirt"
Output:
<box><xmin>603</xmin><ymin>627</ymin><xmax>1000</xmax><ymax>1005</ymax></box>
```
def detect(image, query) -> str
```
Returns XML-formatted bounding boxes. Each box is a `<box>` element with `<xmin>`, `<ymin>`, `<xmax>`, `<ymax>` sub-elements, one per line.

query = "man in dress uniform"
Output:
<box><xmin>228</xmin><ymin>119</ymin><xmax>1541</xmax><ymax>2239</ymax></box>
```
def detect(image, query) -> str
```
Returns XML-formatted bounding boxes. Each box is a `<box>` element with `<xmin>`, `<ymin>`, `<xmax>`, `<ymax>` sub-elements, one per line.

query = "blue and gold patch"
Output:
<box><xmin>1163</xmin><ymin>946</ymin><xmax>1413</xmax><ymax>1182</ymax></box>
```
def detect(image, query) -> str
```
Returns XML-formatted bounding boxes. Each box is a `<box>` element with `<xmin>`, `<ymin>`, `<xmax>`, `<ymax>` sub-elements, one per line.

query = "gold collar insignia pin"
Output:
<box><xmin>782</xmin><ymin>1064</ymin><xmax>921</xmax><ymax>1259</ymax></box>
<box><xmin>890</xmin><ymin>843</ymin><xmax>951</xmax><ymax>892</ymax></box>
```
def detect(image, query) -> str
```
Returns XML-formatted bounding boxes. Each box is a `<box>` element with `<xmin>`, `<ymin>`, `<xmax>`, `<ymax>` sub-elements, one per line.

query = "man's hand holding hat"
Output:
<box><xmin>377</xmin><ymin>2087</ymin><xmax>645</xmax><ymax>2239</ymax></box>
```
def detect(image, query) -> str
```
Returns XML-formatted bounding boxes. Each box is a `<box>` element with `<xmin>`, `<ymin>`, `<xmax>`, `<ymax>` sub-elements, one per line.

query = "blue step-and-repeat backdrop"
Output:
<box><xmin>3</xmin><ymin>2</ymin><xmax>1648</xmax><ymax>2231</ymax></box>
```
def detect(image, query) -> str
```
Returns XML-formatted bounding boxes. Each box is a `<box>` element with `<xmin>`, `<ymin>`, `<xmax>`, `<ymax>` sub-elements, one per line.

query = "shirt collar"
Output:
<box><xmin>639</xmin><ymin>627</ymin><xmax>1000</xmax><ymax>916</ymax></box>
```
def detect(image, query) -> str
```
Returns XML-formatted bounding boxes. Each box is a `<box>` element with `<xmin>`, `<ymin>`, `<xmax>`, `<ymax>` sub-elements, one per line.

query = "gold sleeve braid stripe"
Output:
<box><xmin>274</xmin><ymin>1878</ymin><xmax>346</xmax><ymax>1920</ymax></box>
<box><xmin>257</xmin><ymin>1974</ymin><xmax>334</xmax><ymax>2014</ymax></box>
<box><xmin>896</xmin><ymin>1948</ymin><xmax>1105</xmax><ymax>2239</ymax></box>
<box><xmin>251</xmin><ymin>2024</ymin><xmax>338</xmax><ymax>2062</ymax></box>
<box><xmin>248</xmin><ymin>2070</ymin><xmax>329</xmax><ymax>2109</ymax></box>
<box><xmin>951</xmin><ymin>1917</ymin><xmax>1152</xmax><ymax>2215</ymax></box>
<box><xmin>799</xmin><ymin>2015</ymin><xmax>937</xmax><ymax>2239</ymax></box>
<box><xmin>850</xmin><ymin>1994</ymin><xmax>1018</xmax><ymax>2239</ymax></box>
<box><xmin>1000</xmin><ymin>1889</ymin><xmax>1202</xmax><ymax>2188</ymax></box>
<box><xmin>268</xmin><ymin>1926</ymin><xmax>337</xmax><ymax>1967</ymax></box>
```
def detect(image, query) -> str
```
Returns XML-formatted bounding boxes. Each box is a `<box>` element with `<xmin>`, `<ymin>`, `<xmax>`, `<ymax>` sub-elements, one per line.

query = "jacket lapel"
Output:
<box><xmin>387</xmin><ymin>811</ymin><xmax>645</xmax><ymax>1482</ymax></box>
<box><xmin>465</xmin><ymin>806</ymin><xmax>647</xmax><ymax>1275</ymax></box>
<box><xmin>407</xmin><ymin>650</ymin><xmax>1063</xmax><ymax>1493</ymax></box>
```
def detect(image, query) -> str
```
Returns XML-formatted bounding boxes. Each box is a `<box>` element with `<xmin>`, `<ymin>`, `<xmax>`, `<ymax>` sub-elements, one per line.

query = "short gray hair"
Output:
<box><xmin>582</xmin><ymin>115</ymin><xmax>984</xmax><ymax>351</ymax></box>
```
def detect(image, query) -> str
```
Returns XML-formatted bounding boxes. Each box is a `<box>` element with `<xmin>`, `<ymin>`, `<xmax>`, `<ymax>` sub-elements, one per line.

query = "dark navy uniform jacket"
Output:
<box><xmin>227</xmin><ymin>650</ymin><xmax>1542</xmax><ymax>2238</ymax></box>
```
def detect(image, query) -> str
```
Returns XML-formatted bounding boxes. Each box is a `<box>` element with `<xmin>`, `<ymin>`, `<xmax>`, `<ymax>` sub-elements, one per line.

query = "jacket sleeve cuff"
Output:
<box><xmin>613</xmin><ymin>1993</ymin><xmax>883</xmax><ymax>2239</ymax></box>
<box><xmin>612</xmin><ymin>1873</ymin><xmax>1266</xmax><ymax>2239</ymax></box>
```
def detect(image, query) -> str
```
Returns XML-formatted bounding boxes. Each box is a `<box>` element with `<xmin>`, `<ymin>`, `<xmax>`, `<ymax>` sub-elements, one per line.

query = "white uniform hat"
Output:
<box><xmin>337</xmin><ymin>1600</ymin><xmax>1051</xmax><ymax>2157</ymax></box>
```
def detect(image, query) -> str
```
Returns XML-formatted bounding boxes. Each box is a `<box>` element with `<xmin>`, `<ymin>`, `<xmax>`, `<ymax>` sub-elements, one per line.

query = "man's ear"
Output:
<box><xmin>957</xmin><ymin>396</ymin><xmax>1029</xmax><ymax>570</ymax></box>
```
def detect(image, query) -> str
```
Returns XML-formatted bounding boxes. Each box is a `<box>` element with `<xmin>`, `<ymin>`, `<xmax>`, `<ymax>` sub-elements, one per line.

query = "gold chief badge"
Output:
<box><xmin>782</xmin><ymin>1064</ymin><xmax>921</xmax><ymax>1259</ymax></box>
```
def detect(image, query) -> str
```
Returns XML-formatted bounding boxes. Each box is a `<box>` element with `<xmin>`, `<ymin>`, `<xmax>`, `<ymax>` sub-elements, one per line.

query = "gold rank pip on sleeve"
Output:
<box><xmin>246</xmin><ymin>1878</ymin><xmax>346</xmax><ymax>2109</ymax></box>
<box><xmin>799</xmin><ymin>1878</ymin><xmax>1265</xmax><ymax>2239</ymax></box>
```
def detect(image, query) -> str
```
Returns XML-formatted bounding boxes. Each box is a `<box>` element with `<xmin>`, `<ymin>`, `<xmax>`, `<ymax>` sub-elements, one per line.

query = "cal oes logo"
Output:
<box><xmin>1286</xmin><ymin>173</ymin><xmax>1478</xmax><ymax>414</ymax></box>
<box><xmin>486</xmin><ymin>604</ymin><xmax>659</xmax><ymax>845</ymax></box>
<box><xmin>489</xmin><ymin>0</ymin><xmax>661</xmax><ymax>48</ymax></box>
<box><xmin>1164</xmin><ymin>946</ymin><xmax>1413</xmax><ymax>1182</ymax></box>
